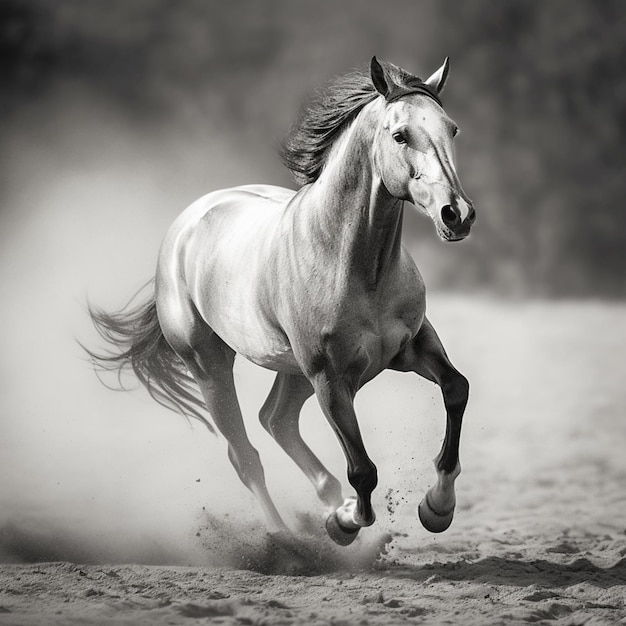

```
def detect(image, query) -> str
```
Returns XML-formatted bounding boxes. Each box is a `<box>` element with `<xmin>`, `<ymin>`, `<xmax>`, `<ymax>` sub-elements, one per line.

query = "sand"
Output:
<box><xmin>1</xmin><ymin>297</ymin><xmax>625</xmax><ymax>625</ymax></box>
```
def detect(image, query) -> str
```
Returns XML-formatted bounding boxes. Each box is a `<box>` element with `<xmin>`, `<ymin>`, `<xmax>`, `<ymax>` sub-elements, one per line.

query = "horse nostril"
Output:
<box><xmin>441</xmin><ymin>204</ymin><xmax>460</xmax><ymax>227</ymax></box>
<box><xmin>467</xmin><ymin>206</ymin><xmax>476</xmax><ymax>224</ymax></box>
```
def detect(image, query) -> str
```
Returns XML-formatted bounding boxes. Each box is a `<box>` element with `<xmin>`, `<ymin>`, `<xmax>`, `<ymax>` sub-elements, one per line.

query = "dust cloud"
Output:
<box><xmin>0</xmin><ymin>92</ymin><xmax>289</xmax><ymax>566</ymax></box>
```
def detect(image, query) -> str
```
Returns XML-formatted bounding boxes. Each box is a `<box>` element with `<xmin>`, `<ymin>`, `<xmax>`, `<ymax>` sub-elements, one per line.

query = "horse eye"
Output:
<box><xmin>392</xmin><ymin>131</ymin><xmax>406</xmax><ymax>144</ymax></box>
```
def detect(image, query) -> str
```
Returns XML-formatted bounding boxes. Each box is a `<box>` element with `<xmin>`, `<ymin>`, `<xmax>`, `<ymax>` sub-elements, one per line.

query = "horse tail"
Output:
<box><xmin>83</xmin><ymin>280</ymin><xmax>214</xmax><ymax>432</ymax></box>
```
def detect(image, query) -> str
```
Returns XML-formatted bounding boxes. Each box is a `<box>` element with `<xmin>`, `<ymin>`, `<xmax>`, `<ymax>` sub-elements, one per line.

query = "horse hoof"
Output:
<box><xmin>418</xmin><ymin>494</ymin><xmax>454</xmax><ymax>533</ymax></box>
<box><xmin>325</xmin><ymin>512</ymin><xmax>360</xmax><ymax>546</ymax></box>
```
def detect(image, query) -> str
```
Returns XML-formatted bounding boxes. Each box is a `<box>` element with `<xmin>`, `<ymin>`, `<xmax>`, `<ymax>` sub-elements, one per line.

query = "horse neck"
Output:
<box><xmin>307</xmin><ymin>104</ymin><xmax>404</xmax><ymax>287</ymax></box>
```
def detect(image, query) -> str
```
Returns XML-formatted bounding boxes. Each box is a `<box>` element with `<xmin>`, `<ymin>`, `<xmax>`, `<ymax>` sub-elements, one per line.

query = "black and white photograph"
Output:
<box><xmin>1</xmin><ymin>1</ymin><xmax>625</xmax><ymax>624</ymax></box>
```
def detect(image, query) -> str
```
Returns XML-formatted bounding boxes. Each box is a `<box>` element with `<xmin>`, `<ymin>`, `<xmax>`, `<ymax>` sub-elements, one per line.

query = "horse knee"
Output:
<box><xmin>442</xmin><ymin>370</ymin><xmax>469</xmax><ymax>412</ymax></box>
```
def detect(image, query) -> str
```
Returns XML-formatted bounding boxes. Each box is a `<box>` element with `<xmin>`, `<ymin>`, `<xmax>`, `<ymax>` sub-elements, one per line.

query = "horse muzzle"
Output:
<box><xmin>438</xmin><ymin>201</ymin><xmax>476</xmax><ymax>242</ymax></box>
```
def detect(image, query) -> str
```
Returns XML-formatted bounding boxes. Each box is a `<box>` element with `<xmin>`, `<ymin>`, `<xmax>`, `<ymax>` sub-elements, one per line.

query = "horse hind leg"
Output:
<box><xmin>259</xmin><ymin>373</ymin><xmax>344</xmax><ymax>510</ymax></box>
<box><xmin>177</xmin><ymin>328</ymin><xmax>288</xmax><ymax>533</ymax></box>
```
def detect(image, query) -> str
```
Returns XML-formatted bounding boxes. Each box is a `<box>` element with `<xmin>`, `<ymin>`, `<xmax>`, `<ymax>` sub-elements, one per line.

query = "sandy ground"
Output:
<box><xmin>1</xmin><ymin>297</ymin><xmax>626</xmax><ymax>625</ymax></box>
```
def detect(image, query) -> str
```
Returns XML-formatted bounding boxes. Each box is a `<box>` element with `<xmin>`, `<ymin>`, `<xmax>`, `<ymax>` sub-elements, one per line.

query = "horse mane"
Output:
<box><xmin>280</xmin><ymin>61</ymin><xmax>427</xmax><ymax>186</ymax></box>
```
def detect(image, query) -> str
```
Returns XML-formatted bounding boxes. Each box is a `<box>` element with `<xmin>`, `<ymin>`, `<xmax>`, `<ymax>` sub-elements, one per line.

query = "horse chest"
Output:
<box><xmin>299</xmin><ymin>284</ymin><xmax>425</xmax><ymax>385</ymax></box>
<box><xmin>357</xmin><ymin>299</ymin><xmax>425</xmax><ymax>373</ymax></box>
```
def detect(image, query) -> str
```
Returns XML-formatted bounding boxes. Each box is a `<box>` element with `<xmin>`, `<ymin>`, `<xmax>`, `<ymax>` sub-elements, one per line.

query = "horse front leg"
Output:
<box><xmin>391</xmin><ymin>317</ymin><xmax>469</xmax><ymax>533</ymax></box>
<box><xmin>311</xmin><ymin>372</ymin><xmax>378</xmax><ymax>545</ymax></box>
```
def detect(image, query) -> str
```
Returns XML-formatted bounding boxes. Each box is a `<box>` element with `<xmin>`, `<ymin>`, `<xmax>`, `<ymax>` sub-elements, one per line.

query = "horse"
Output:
<box><xmin>86</xmin><ymin>56</ymin><xmax>475</xmax><ymax>546</ymax></box>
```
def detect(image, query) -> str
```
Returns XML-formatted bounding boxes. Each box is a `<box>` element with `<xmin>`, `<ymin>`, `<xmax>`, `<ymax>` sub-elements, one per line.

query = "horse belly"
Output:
<box><xmin>204</xmin><ymin>280</ymin><xmax>298</xmax><ymax>371</ymax></box>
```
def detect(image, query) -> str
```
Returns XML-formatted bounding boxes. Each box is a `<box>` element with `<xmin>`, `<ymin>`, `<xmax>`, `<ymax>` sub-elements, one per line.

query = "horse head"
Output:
<box><xmin>370</xmin><ymin>57</ymin><xmax>475</xmax><ymax>242</ymax></box>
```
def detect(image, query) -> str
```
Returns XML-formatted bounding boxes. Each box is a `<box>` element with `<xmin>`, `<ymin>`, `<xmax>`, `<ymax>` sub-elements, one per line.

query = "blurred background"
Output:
<box><xmin>1</xmin><ymin>0</ymin><xmax>625</xmax><ymax>565</ymax></box>
<box><xmin>3</xmin><ymin>0</ymin><xmax>625</xmax><ymax>296</ymax></box>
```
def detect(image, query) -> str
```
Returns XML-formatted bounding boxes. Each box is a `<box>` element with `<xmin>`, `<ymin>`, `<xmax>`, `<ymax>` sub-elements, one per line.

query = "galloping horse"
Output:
<box><xmin>87</xmin><ymin>57</ymin><xmax>475</xmax><ymax>545</ymax></box>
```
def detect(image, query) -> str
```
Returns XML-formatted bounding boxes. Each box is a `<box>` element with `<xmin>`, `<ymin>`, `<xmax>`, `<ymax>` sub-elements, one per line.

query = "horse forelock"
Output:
<box><xmin>280</xmin><ymin>61</ymin><xmax>436</xmax><ymax>187</ymax></box>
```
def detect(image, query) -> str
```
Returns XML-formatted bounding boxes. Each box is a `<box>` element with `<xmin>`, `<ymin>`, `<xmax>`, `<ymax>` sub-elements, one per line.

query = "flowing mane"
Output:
<box><xmin>281</xmin><ymin>61</ymin><xmax>429</xmax><ymax>186</ymax></box>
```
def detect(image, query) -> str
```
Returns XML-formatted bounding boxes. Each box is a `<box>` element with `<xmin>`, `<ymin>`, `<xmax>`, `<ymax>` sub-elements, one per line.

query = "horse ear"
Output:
<box><xmin>370</xmin><ymin>56</ymin><xmax>391</xmax><ymax>97</ymax></box>
<box><xmin>424</xmin><ymin>57</ymin><xmax>450</xmax><ymax>94</ymax></box>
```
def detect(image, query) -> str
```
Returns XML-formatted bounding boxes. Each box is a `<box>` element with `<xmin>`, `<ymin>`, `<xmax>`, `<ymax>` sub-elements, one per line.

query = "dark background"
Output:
<box><xmin>2</xmin><ymin>0</ymin><xmax>625</xmax><ymax>297</ymax></box>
